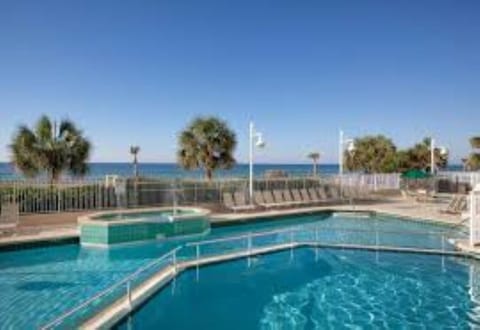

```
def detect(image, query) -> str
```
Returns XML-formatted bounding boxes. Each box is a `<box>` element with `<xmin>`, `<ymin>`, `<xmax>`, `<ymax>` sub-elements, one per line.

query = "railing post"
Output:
<box><xmin>173</xmin><ymin>249</ymin><xmax>177</xmax><ymax>272</ymax></box>
<box><xmin>196</xmin><ymin>244</ymin><xmax>200</xmax><ymax>282</ymax></box>
<box><xmin>289</xmin><ymin>230</ymin><xmax>294</xmax><ymax>261</ymax></box>
<box><xmin>127</xmin><ymin>281</ymin><xmax>132</xmax><ymax>310</ymax></box>
<box><xmin>441</xmin><ymin>234</ymin><xmax>446</xmax><ymax>271</ymax></box>
<box><xmin>375</xmin><ymin>230</ymin><xmax>379</xmax><ymax>249</ymax></box>
<box><xmin>247</xmin><ymin>233</ymin><xmax>252</xmax><ymax>268</ymax></box>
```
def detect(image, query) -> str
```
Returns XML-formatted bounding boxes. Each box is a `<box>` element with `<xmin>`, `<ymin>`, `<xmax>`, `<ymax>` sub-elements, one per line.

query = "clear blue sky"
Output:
<box><xmin>0</xmin><ymin>0</ymin><xmax>478</xmax><ymax>164</ymax></box>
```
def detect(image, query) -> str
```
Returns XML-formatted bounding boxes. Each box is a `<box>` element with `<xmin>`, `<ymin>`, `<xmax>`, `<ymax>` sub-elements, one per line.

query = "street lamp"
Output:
<box><xmin>430</xmin><ymin>138</ymin><xmax>448</xmax><ymax>174</ymax></box>
<box><xmin>338</xmin><ymin>130</ymin><xmax>355</xmax><ymax>176</ymax></box>
<box><xmin>249</xmin><ymin>121</ymin><xmax>265</xmax><ymax>205</ymax></box>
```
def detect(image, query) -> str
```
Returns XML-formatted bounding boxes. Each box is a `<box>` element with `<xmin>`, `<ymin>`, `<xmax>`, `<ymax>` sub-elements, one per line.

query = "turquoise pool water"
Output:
<box><xmin>0</xmin><ymin>212</ymin><xmax>465</xmax><ymax>329</ymax></box>
<box><xmin>116</xmin><ymin>248</ymin><xmax>480</xmax><ymax>329</ymax></box>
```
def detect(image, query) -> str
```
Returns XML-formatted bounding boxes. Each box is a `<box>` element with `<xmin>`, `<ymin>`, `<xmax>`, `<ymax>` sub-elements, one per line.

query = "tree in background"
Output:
<box><xmin>177</xmin><ymin>116</ymin><xmax>237</xmax><ymax>181</ymax></box>
<box><xmin>466</xmin><ymin>136</ymin><xmax>480</xmax><ymax>170</ymax></box>
<box><xmin>344</xmin><ymin>135</ymin><xmax>397</xmax><ymax>173</ymax></box>
<box><xmin>130</xmin><ymin>145</ymin><xmax>140</xmax><ymax>178</ymax></box>
<box><xmin>10</xmin><ymin>115</ymin><xmax>91</xmax><ymax>182</ymax></box>
<box><xmin>307</xmin><ymin>152</ymin><xmax>320</xmax><ymax>176</ymax></box>
<box><xmin>403</xmin><ymin>137</ymin><xmax>448</xmax><ymax>172</ymax></box>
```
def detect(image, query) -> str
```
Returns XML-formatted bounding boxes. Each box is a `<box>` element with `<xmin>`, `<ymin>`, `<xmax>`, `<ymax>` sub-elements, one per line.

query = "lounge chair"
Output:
<box><xmin>223</xmin><ymin>192</ymin><xmax>255</xmax><ymax>212</ymax></box>
<box><xmin>342</xmin><ymin>186</ymin><xmax>354</xmax><ymax>201</ymax></box>
<box><xmin>273</xmin><ymin>190</ymin><xmax>293</xmax><ymax>207</ymax></box>
<box><xmin>253</xmin><ymin>191</ymin><xmax>266</xmax><ymax>208</ymax></box>
<box><xmin>291</xmin><ymin>189</ymin><xmax>310</xmax><ymax>205</ymax></box>
<box><xmin>326</xmin><ymin>186</ymin><xmax>342</xmax><ymax>202</ymax></box>
<box><xmin>282</xmin><ymin>189</ymin><xmax>304</xmax><ymax>206</ymax></box>
<box><xmin>300</xmin><ymin>188</ymin><xmax>317</xmax><ymax>205</ymax></box>
<box><xmin>308</xmin><ymin>188</ymin><xmax>322</xmax><ymax>203</ymax></box>
<box><xmin>316</xmin><ymin>187</ymin><xmax>328</xmax><ymax>201</ymax></box>
<box><xmin>233</xmin><ymin>191</ymin><xmax>256</xmax><ymax>211</ymax></box>
<box><xmin>0</xmin><ymin>200</ymin><xmax>19</xmax><ymax>234</ymax></box>
<box><xmin>441</xmin><ymin>195</ymin><xmax>466</xmax><ymax>214</ymax></box>
<box><xmin>262</xmin><ymin>190</ymin><xmax>282</xmax><ymax>208</ymax></box>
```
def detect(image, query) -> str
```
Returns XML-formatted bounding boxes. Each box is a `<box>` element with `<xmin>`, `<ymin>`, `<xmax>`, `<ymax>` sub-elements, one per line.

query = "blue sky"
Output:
<box><xmin>0</xmin><ymin>0</ymin><xmax>478</xmax><ymax>164</ymax></box>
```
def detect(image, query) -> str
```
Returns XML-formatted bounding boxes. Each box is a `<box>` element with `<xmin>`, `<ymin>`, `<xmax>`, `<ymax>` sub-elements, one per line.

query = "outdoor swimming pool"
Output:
<box><xmin>0</xmin><ymin>211</ymin><xmax>468</xmax><ymax>329</ymax></box>
<box><xmin>115</xmin><ymin>248</ymin><xmax>480</xmax><ymax>329</ymax></box>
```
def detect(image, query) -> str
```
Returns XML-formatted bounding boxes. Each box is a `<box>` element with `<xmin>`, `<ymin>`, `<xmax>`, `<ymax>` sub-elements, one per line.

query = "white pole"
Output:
<box><xmin>470</xmin><ymin>191</ymin><xmax>474</xmax><ymax>247</ymax></box>
<box><xmin>339</xmin><ymin>130</ymin><xmax>343</xmax><ymax>176</ymax></box>
<box><xmin>249</xmin><ymin>121</ymin><xmax>254</xmax><ymax>205</ymax></box>
<box><xmin>430</xmin><ymin>137</ymin><xmax>435</xmax><ymax>174</ymax></box>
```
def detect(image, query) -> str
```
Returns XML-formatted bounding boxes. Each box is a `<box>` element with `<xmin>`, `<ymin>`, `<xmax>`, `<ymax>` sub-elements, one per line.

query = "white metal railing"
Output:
<box><xmin>470</xmin><ymin>186</ymin><xmax>480</xmax><ymax>246</ymax></box>
<box><xmin>336</xmin><ymin>173</ymin><xmax>401</xmax><ymax>191</ymax></box>
<box><xmin>0</xmin><ymin>176</ymin><xmax>353</xmax><ymax>214</ymax></box>
<box><xmin>41</xmin><ymin>247</ymin><xmax>181</xmax><ymax>330</ymax></box>
<box><xmin>438</xmin><ymin>171</ymin><xmax>480</xmax><ymax>187</ymax></box>
<box><xmin>40</xmin><ymin>224</ymin><xmax>465</xmax><ymax>329</ymax></box>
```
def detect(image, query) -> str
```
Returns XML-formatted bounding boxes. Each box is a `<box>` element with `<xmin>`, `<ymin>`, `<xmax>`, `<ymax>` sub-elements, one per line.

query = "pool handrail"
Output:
<box><xmin>40</xmin><ymin>246</ymin><xmax>182</xmax><ymax>330</ymax></box>
<box><xmin>42</xmin><ymin>224</ymin><xmax>465</xmax><ymax>329</ymax></box>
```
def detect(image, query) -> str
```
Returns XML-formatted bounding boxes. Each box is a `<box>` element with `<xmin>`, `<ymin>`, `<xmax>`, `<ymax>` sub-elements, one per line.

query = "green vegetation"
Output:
<box><xmin>344</xmin><ymin>135</ymin><xmax>448</xmax><ymax>174</ymax></box>
<box><xmin>177</xmin><ymin>116</ymin><xmax>237</xmax><ymax>181</ymax></box>
<box><xmin>398</xmin><ymin>137</ymin><xmax>448</xmax><ymax>172</ymax></box>
<box><xmin>466</xmin><ymin>136</ymin><xmax>480</xmax><ymax>170</ymax></box>
<box><xmin>10</xmin><ymin>115</ymin><xmax>91</xmax><ymax>182</ymax></box>
<box><xmin>344</xmin><ymin>135</ymin><xmax>398</xmax><ymax>173</ymax></box>
<box><xmin>307</xmin><ymin>152</ymin><xmax>320</xmax><ymax>176</ymax></box>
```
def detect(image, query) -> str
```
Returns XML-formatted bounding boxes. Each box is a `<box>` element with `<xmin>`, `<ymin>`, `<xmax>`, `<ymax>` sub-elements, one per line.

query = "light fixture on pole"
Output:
<box><xmin>338</xmin><ymin>130</ymin><xmax>355</xmax><ymax>176</ymax></box>
<box><xmin>430</xmin><ymin>137</ymin><xmax>448</xmax><ymax>175</ymax></box>
<box><xmin>249</xmin><ymin>121</ymin><xmax>265</xmax><ymax>205</ymax></box>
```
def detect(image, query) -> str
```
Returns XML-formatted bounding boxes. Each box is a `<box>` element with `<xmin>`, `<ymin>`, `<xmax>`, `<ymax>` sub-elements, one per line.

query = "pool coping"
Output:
<box><xmin>78</xmin><ymin>206</ymin><xmax>211</xmax><ymax>226</ymax></box>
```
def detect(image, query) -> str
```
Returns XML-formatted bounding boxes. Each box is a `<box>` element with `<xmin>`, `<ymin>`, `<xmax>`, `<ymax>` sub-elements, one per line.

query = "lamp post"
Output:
<box><xmin>338</xmin><ymin>130</ymin><xmax>355</xmax><ymax>175</ymax></box>
<box><xmin>339</xmin><ymin>130</ymin><xmax>355</xmax><ymax>192</ymax></box>
<box><xmin>430</xmin><ymin>138</ymin><xmax>448</xmax><ymax>175</ymax></box>
<box><xmin>249</xmin><ymin>121</ymin><xmax>265</xmax><ymax>205</ymax></box>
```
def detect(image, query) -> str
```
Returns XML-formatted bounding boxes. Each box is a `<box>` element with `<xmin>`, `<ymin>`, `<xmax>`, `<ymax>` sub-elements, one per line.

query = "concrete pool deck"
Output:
<box><xmin>0</xmin><ymin>197</ymin><xmax>467</xmax><ymax>248</ymax></box>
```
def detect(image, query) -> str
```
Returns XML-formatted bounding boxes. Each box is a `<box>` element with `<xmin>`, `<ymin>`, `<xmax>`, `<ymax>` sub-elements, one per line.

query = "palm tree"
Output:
<box><xmin>177</xmin><ymin>116</ymin><xmax>237</xmax><ymax>181</ymax></box>
<box><xmin>10</xmin><ymin>115</ymin><xmax>91</xmax><ymax>182</ymax></box>
<box><xmin>467</xmin><ymin>136</ymin><xmax>480</xmax><ymax>171</ymax></box>
<box><xmin>130</xmin><ymin>146</ymin><xmax>140</xmax><ymax>178</ymax></box>
<box><xmin>307</xmin><ymin>152</ymin><xmax>320</xmax><ymax>176</ymax></box>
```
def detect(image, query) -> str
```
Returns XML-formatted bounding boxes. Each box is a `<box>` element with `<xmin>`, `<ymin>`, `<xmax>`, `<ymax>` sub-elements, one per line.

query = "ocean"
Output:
<box><xmin>0</xmin><ymin>162</ymin><xmax>463</xmax><ymax>181</ymax></box>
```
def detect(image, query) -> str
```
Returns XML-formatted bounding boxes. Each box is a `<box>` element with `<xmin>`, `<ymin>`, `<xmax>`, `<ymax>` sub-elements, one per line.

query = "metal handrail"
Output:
<box><xmin>43</xmin><ymin>224</ymin><xmax>464</xmax><ymax>329</ymax></box>
<box><xmin>186</xmin><ymin>225</ymin><xmax>462</xmax><ymax>248</ymax></box>
<box><xmin>185</xmin><ymin>226</ymin><xmax>305</xmax><ymax>247</ymax></box>
<box><xmin>41</xmin><ymin>246</ymin><xmax>182</xmax><ymax>330</ymax></box>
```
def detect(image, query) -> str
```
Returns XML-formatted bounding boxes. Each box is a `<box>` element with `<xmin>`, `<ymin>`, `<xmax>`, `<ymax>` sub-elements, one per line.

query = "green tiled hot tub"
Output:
<box><xmin>79</xmin><ymin>207</ymin><xmax>210</xmax><ymax>246</ymax></box>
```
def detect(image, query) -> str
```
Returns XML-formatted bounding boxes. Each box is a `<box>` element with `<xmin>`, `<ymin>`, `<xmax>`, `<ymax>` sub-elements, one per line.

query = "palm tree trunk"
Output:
<box><xmin>133</xmin><ymin>155</ymin><xmax>138</xmax><ymax>178</ymax></box>
<box><xmin>205</xmin><ymin>168</ymin><xmax>213</xmax><ymax>181</ymax></box>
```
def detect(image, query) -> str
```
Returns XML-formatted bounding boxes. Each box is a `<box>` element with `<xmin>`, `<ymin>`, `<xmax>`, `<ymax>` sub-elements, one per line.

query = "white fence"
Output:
<box><xmin>438</xmin><ymin>171</ymin><xmax>480</xmax><ymax>188</ymax></box>
<box><xmin>337</xmin><ymin>173</ymin><xmax>401</xmax><ymax>191</ymax></box>
<box><xmin>469</xmin><ymin>185</ymin><xmax>480</xmax><ymax>246</ymax></box>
